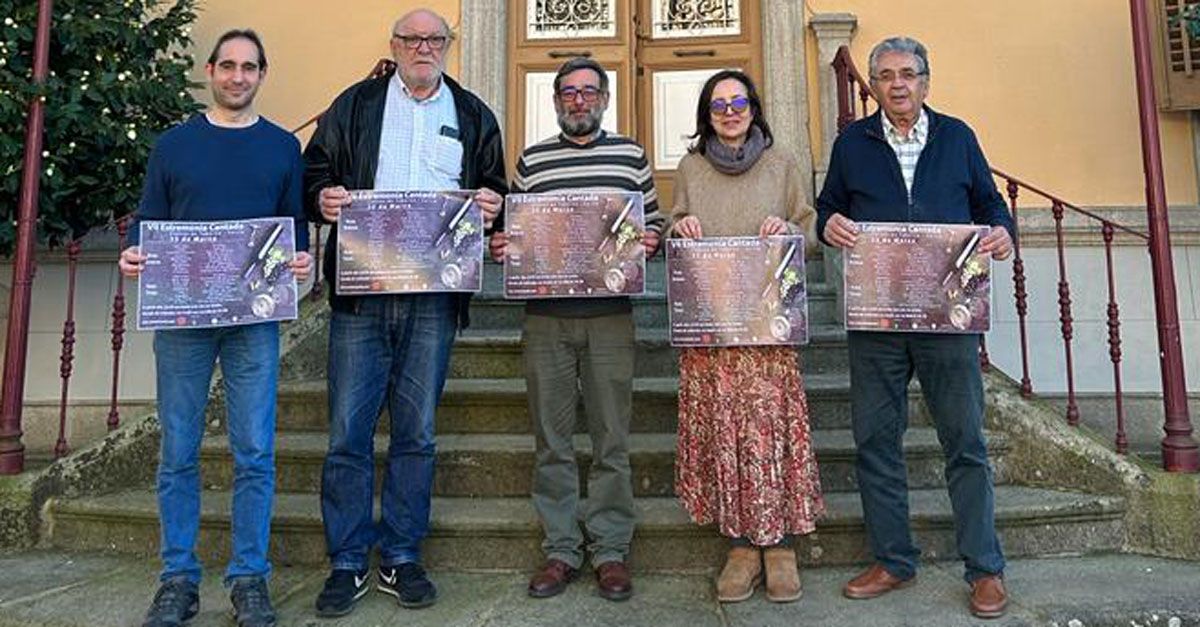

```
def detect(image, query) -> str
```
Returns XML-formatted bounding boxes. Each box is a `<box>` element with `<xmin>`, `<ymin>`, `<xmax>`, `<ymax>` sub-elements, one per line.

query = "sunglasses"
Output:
<box><xmin>709</xmin><ymin>96</ymin><xmax>750</xmax><ymax>116</ymax></box>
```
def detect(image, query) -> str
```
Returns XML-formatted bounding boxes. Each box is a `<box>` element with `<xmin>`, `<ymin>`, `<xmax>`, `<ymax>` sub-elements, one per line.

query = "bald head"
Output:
<box><xmin>393</xmin><ymin>8</ymin><xmax>453</xmax><ymax>39</ymax></box>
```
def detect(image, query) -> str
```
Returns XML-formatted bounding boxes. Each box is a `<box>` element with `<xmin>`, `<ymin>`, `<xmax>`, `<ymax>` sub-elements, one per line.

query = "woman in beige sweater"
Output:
<box><xmin>669</xmin><ymin>70</ymin><xmax>825</xmax><ymax>604</ymax></box>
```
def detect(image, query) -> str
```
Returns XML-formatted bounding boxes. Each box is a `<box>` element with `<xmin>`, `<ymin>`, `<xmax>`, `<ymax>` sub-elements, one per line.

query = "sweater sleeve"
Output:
<box><xmin>128</xmin><ymin>139</ymin><xmax>171</xmax><ymax>246</ymax></box>
<box><xmin>665</xmin><ymin>156</ymin><xmax>691</xmax><ymax>238</ymax></box>
<box><xmin>635</xmin><ymin>145</ymin><xmax>663</xmax><ymax>234</ymax></box>
<box><xmin>281</xmin><ymin>138</ymin><xmax>310</xmax><ymax>251</ymax></box>
<box><xmin>784</xmin><ymin>155</ymin><xmax>819</xmax><ymax>258</ymax></box>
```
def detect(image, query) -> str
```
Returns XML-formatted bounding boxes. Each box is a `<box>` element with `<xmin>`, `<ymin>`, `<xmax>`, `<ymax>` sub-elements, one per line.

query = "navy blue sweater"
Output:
<box><xmin>130</xmin><ymin>114</ymin><xmax>308</xmax><ymax>249</ymax></box>
<box><xmin>816</xmin><ymin>107</ymin><xmax>1015</xmax><ymax>245</ymax></box>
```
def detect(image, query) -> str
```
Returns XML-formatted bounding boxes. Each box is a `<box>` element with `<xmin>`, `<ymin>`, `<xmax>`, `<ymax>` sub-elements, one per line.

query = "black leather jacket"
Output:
<box><xmin>302</xmin><ymin>70</ymin><xmax>508</xmax><ymax>329</ymax></box>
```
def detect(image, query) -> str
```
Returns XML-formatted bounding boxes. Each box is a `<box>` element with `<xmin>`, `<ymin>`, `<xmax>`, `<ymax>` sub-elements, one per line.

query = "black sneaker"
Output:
<box><xmin>314</xmin><ymin>568</ymin><xmax>370</xmax><ymax>618</ymax></box>
<box><xmin>377</xmin><ymin>563</ymin><xmax>437</xmax><ymax>608</ymax></box>
<box><xmin>230</xmin><ymin>577</ymin><xmax>276</xmax><ymax>627</ymax></box>
<box><xmin>142</xmin><ymin>577</ymin><xmax>199</xmax><ymax>627</ymax></box>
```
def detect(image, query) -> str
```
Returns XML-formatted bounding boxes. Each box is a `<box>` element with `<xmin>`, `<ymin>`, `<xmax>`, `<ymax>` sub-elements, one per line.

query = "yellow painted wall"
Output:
<box><xmin>189</xmin><ymin>0</ymin><xmax>461</xmax><ymax>142</ymax></box>
<box><xmin>805</xmin><ymin>0</ymin><xmax>1199</xmax><ymax>207</ymax></box>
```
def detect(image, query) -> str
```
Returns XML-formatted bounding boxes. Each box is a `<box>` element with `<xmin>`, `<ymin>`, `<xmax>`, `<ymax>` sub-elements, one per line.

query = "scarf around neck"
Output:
<box><xmin>704</xmin><ymin>125</ymin><xmax>769</xmax><ymax>175</ymax></box>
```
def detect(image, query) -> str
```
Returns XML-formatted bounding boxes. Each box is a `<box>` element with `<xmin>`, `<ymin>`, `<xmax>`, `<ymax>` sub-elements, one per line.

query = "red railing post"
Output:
<box><xmin>1129</xmin><ymin>0</ymin><xmax>1200</xmax><ymax>472</ymax></box>
<box><xmin>833</xmin><ymin>49</ymin><xmax>855</xmax><ymax>133</ymax></box>
<box><xmin>1050</xmin><ymin>202</ymin><xmax>1080</xmax><ymax>426</ymax></box>
<box><xmin>54</xmin><ymin>240</ymin><xmax>81</xmax><ymax>459</ymax></box>
<box><xmin>1005</xmin><ymin>180</ymin><xmax>1034</xmax><ymax>397</ymax></box>
<box><xmin>107</xmin><ymin>218</ymin><xmax>129</xmax><ymax>432</ymax></box>
<box><xmin>0</xmin><ymin>0</ymin><xmax>55</xmax><ymax>474</ymax></box>
<box><xmin>1101</xmin><ymin>224</ymin><xmax>1128</xmax><ymax>455</ymax></box>
<box><xmin>310</xmin><ymin>223</ymin><xmax>324</xmax><ymax>300</ymax></box>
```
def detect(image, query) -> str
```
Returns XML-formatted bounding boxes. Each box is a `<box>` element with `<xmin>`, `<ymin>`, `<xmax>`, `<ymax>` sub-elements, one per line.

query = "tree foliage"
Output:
<box><xmin>0</xmin><ymin>0</ymin><xmax>203</xmax><ymax>255</ymax></box>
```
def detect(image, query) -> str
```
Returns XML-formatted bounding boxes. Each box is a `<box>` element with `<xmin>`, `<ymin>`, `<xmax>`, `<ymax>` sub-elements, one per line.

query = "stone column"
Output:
<box><xmin>809</xmin><ymin>13</ymin><xmax>856</xmax><ymax>322</ymax></box>
<box><xmin>459</xmin><ymin>0</ymin><xmax>509</xmax><ymax>133</ymax></box>
<box><xmin>761</xmin><ymin>0</ymin><xmax>815</xmax><ymax>204</ymax></box>
<box><xmin>810</xmin><ymin>12</ymin><xmax>857</xmax><ymax>192</ymax></box>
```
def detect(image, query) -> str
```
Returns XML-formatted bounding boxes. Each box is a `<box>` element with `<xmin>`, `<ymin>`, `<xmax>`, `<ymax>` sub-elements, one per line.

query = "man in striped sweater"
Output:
<box><xmin>490</xmin><ymin>56</ymin><xmax>663</xmax><ymax>602</ymax></box>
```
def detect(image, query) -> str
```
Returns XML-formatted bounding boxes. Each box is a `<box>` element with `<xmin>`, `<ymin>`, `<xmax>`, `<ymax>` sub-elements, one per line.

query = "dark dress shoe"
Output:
<box><xmin>969</xmin><ymin>575</ymin><xmax>1007</xmax><ymax>619</ymax></box>
<box><xmin>842</xmin><ymin>563</ymin><xmax>916</xmax><ymax>600</ymax></box>
<box><xmin>528</xmin><ymin>559</ymin><xmax>578</xmax><ymax>598</ymax></box>
<box><xmin>596</xmin><ymin>561</ymin><xmax>633</xmax><ymax>602</ymax></box>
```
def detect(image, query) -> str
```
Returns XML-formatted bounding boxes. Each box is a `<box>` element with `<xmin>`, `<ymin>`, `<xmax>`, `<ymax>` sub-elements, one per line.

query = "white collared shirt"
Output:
<box><xmin>882</xmin><ymin>108</ymin><xmax>929</xmax><ymax>201</ymax></box>
<box><xmin>374</xmin><ymin>73</ymin><xmax>462</xmax><ymax>191</ymax></box>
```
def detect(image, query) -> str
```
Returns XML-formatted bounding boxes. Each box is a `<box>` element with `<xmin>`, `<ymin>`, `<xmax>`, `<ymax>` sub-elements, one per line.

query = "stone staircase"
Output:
<box><xmin>43</xmin><ymin>258</ymin><xmax>1127</xmax><ymax>573</ymax></box>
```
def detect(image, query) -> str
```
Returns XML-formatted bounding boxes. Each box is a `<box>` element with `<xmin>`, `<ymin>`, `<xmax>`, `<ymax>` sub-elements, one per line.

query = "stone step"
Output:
<box><xmin>274</xmin><ymin>374</ymin><xmax>930</xmax><ymax>434</ymax></box>
<box><xmin>198</xmin><ymin>428</ymin><xmax>1008</xmax><ymax>497</ymax></box>
<box><xmin>46</xmin><ymin>487</ymin><xmax>1126</xmax><ymax>572</ymax></box>
<box><xmin>296</xmin><ymin>327</ymin><xmax>846</xmax><ymax>381</ymax></box>
<box><xmin>464</xmin><ymin>284</ymin><xmax>840</xmax><ymax>332</ymax></box>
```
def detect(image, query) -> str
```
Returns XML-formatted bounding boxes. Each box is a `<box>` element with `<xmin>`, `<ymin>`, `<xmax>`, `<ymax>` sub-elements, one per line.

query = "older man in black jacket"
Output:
<box><xmin>303</xmin><ymin>8</ymin><xmax>506</xmax><ymax>618</ymax></box>
<box><xmin>817</xmin><ymin>36</ymin><xmax>1014</xmax><ymax>620</ymax></box>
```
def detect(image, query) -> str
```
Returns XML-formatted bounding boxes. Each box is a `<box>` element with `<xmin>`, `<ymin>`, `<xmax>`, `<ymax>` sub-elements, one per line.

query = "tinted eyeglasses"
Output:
<box><xmin>709</xmin><ymin>96</ymin><xmax>751</xmax><ymax>116</ymax></box>
<box><xmin>556</xmin><ymin>86</ymin><xmax>605</xmax><ymax>103</ymax></box>
<box><xmin>392</xmin><ymin>34</ymin><xmax>449</xmax><ymax>50</ymax></box>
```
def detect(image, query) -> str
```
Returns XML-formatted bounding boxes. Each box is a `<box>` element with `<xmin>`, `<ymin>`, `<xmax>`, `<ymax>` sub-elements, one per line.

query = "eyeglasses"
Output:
<box><xmin>871</xmin><ymin>69</ymin><xmax>926</xmax><ymax>83</ymax></box>
<box><xmin>709</xmin><ymin>96</ymin><xmax>750</xmax><ymax>116</ymax></box>
<box><xmin>392</xmin><ymin>33</ymin><xmax>449</xmax><ymax>51</ymax></box>
<box><xmin>556</xmin><ymin>86</ymin><xmax>605</xmax><ymax>103</ymax></box>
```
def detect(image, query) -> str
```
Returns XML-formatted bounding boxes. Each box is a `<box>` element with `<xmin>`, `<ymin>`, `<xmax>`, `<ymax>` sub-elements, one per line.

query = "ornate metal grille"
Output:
<box><xmin>527</xmin><ymin>0</ymin><xmax>616</xmax><ymax>39</ymax></box>
<box><xmin>652</xmin><ymin>0</ymin><xmax>741</xmax><ymax>39</ymax></box>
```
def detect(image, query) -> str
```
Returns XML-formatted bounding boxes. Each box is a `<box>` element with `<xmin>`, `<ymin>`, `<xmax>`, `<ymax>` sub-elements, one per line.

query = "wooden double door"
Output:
<box><xmin>506</xmin><ymin>0</ymin><xmax>763</xmax><ymax>208</ymax></box>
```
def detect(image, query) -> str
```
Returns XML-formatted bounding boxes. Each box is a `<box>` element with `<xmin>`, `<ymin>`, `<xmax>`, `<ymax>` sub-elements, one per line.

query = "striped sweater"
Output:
<box><xmin>508</xmin><ymin>130</ymin><xmax>663</xmax><ymax>317</ymax></box>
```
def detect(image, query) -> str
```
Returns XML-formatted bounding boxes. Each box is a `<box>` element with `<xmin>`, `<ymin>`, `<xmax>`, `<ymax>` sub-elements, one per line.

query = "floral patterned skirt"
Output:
<box><xmin>675</xmin><ymin>346</ymin><xmax>825</xmax><ymax>546</ymax></box>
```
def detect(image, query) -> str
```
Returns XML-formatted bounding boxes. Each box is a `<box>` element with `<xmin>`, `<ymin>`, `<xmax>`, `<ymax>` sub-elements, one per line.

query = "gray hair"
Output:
<box><xmin>392</xmin><ymin>8</ymin><xmax>456</xmax><ymax>40</ymax></box>
<box><xmin>868</xmin><ymin>36</ymin><xmax>930</xmax><ymax>80</ymax></box>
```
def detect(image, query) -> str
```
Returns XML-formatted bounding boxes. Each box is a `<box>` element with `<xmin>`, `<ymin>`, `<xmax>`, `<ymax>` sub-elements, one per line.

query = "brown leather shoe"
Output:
<box><xmin>527</xmin><ymin>559</ymin><xmax>578</xmax><ymax>598</ymax></box>
<box><xmin>842</xmin><ymin>563</ymin><xmax>916</xmax><ymax>600</ymax></box>
<box><xmin>969</xmin><ymin>575</ymin><xmax>1007</xmax><ymax>619</ymax></box>
<box><xmin>596</xmin><ymin>561</ymin><xmax>633</xmax><ymax>601</ymax></box>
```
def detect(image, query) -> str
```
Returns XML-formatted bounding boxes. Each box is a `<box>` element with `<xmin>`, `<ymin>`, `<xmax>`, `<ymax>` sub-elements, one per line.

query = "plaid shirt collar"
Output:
<box><xmin>881</xmin><ymin>108</ymin><xmax>929</xmax><ymax>147</ymax></box>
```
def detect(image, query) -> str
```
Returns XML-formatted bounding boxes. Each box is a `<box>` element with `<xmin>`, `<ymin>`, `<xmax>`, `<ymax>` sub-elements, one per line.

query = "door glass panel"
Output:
<box><xmin>523</xmin><ymin>70</ymin><xmax>620</xmax><ymax>149</ymax></box>
<box><xmin>527</xmin><ymin>0</ymin><xmax>617</xmax><ymax>39</ymax></box>
<box><xmin>651</xmin><ymin>68</ymin><xmax>722</xmax><ymax>170</ymax></box>
<box><xmin>651</xmin><ymin>0</ymin><xmax>741</xmax><ymax>39</ymax></box>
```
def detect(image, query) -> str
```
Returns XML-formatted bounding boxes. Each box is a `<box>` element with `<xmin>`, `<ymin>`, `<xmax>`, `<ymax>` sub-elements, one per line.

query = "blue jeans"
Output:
<box><xmin>321</xmin><ymin>295</ymin><xmax>457</xmax><ymax>570</ymax></box>
<box><xmin>154</xmin><ymin>322</ymin><xmax>279</xmax><ymax>585</ymax></box>
<box><xmin>847</xmin><ymin>331</ymin><xmax>1005</xmax><ymax>583</ymax></box>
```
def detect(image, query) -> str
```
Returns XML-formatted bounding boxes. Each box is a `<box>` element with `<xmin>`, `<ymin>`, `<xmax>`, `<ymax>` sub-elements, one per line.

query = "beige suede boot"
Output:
<box><xmin>715</xmin><ymin>546</ymin><xmax>762</xmax><ymax>603</ymax></box>
<box><xmin>764</xmin><ymin>546</ymin><xmax>802</xmax><ymax>603</ymax></box>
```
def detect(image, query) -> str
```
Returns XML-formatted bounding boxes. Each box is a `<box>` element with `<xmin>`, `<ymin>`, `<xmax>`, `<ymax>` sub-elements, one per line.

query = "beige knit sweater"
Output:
<box><xmin>666</xmin><ymin>147</ymin><xmax>818</xmax><ymax>257</ymax></box>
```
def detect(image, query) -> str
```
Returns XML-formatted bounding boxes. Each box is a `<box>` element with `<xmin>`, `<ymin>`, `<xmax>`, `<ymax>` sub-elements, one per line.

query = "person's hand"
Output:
<box><xmin>760</xmin><ymin>216</ymin><xmax>788</xmax><ymax>237</ymax></box>
<box><xmin>319</xmin><ymin>186</ymin><xmax>351</xmax><ymax>223</ymax></box>
<box><xmin>673</xmin><ymin>216</ymin><xmax>703</xmax><ymax>239</ymax></box>
<box><xmin>118</xmin><ymin>245</ymin><xmax>146</xmax><ymax>278</ymax></box>
<box><xmin>822</xmin><ymin>213</ymin><xmax>858</xmax><ymax>248</ymax></box>
<box><xmin>288</xmin><ymin>251</ymin><xmax>313</xmax><ymax>282</ymax></box>
<box><xmin>489</xmin><ymin>231</ymin><xmax>508</xmax><ymax>262</ymax></box>
<box><xmin>642</xmin><ymin>230</ymin><xmax>660</xmax><ymax>257</ymax></box>
<box><xmin>474</xmin><ymin>187</ymin><xmax>503</xmax><ymax>229</ymax></box>
<box><xmin>978</xmin><ymin>225</ymin><xmax>1013</xmax><ymax>261</ymax></box>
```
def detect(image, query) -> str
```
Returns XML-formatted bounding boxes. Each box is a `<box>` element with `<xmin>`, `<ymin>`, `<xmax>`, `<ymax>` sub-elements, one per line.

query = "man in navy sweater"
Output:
<box><xmin>119</xmin><ymin>30</ymin><xmax>311</xmax><ymax>627</ymax></box>
<box><xmin>816</xmin><ymin>36</ymin><xmax>1015</xmax><ymax>619</ymax></box>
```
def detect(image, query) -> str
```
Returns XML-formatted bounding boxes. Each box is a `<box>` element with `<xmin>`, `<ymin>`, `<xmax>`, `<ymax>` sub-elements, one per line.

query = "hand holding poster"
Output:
<box><xmin>843</xmin><ymin>222</ymin><xmax>992</xmax><ymax>333</ymax></box>
<box><xmin>137</xmin><ymin>218</ymin><xmax>298</xmax><ymax>330</ymax></box>
<box><xmin>667</xmin><ymin>235</ymin><xmax>808</xmax><ymax>347</ymax></box>
<box><xmin>336</xmin><ymin>190</ymin><xmax>483</xmax><ymax>294</ymax></box>
<box><xmin>503</xmin><ymin>191</ymin><xmax>646</xmax><ymax>298</ymax></box>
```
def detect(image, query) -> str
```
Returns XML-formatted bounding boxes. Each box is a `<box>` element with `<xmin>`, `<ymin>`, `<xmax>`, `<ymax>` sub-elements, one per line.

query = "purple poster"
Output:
<box><xmin>503</xmin><ymin>191</ymin><xmax>646</xmax><ymax>299</ymax></box>
<box><xmin>137</xmin><ymin>218</ymin><xmax>298</xmax><ymax>330</ymax></box>
<box><xmin>844</xmin><ymin>222</ymin><xmax>993</xmax><ymax>333</ymax></box>
<box><xmin>667</xmin><ymin>235</ymin><xmax>808</xmax><ymax>347</ymax></box>
<box><xmin>337</xmin><ymin>190</ymin><xmax>483</xmax><ymax>294</ymax></box>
